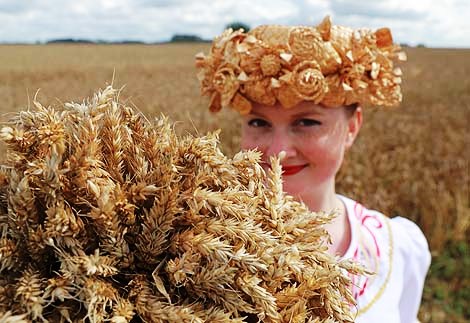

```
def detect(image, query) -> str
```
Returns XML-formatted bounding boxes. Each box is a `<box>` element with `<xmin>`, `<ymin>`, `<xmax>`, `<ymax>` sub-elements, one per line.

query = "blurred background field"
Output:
<box><xmin>0</xmin><ymin>43</ymin><xmax>468</xmax><ymax>322</ymax></box>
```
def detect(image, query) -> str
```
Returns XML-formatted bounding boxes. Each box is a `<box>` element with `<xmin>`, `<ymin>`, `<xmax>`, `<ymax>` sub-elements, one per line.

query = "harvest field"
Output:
<box><xmin>0</xmin><ymin>43</ymin><xmax>468</xmax><ymax>322</ymax></box>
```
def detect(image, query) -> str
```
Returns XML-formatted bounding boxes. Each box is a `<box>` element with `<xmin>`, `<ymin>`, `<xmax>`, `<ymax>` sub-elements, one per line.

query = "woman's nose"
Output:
<box><xmin>265</xmin><ymin>130</ymin><xmax>296</xmax><ymax>159</ymax></box>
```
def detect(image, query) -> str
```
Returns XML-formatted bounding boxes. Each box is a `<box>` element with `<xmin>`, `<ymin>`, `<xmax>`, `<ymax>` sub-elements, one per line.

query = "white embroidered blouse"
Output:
<box><xmin>338</xmin><ymin>195</ymin><xmax>431</xmax><ymax>323</ymax></box>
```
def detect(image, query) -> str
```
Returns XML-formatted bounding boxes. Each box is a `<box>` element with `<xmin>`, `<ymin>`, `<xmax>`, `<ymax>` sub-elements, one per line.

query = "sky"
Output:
<box><xmin>1</xmin><ymin>0</ymin><xmax>469</xmax><ymax>47</ymax></box>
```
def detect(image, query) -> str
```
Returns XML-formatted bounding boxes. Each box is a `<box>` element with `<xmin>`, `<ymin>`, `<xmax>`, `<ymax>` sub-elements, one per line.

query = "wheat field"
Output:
<box><xmin>0</xmin><ymin>43</ymin><xmax>468</xmax><ymax>322</ymax></box>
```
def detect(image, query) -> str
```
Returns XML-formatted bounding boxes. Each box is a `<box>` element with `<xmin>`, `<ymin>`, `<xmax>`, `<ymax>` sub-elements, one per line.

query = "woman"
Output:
<box><xmin>196</xmin><ymin>16</ymin><xmax>431</xmax><ymax>323</ymax></box>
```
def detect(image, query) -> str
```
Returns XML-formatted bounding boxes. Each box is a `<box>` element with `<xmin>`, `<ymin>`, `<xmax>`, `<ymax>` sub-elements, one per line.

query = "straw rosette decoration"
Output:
<box><xmin>195</xmin><ymin>16</ymin><xmax>406</xmax><ymax>114</ymax></box>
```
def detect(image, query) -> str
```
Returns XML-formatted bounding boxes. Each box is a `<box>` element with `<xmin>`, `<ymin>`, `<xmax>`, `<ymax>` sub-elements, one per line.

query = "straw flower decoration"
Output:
<box><xmin>196</xmin><ymin>16</ymin><xmax>406</xmax><ymax>114</ymax></box>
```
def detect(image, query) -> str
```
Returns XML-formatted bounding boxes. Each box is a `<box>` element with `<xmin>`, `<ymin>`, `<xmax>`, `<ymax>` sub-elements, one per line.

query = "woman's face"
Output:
<box><xmin>240</xmin><ymin>101</ymin><xmax>362</xmax><ymax>199</ymax></box>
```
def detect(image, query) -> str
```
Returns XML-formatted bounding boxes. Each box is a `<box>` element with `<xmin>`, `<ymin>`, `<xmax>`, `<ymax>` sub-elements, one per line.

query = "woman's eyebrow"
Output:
<box><xmin>292</xmin><ymin>111</ymin><xmax>323</xmax><ymax>118</ymax></box>
<box><xmin>247</xmin><ymin>111</ymin><xmax>268</xmax><ymax>118</ymax></box>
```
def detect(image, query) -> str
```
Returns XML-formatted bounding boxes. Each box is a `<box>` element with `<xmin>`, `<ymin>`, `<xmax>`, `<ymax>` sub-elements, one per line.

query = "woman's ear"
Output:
<box><xmin>345</xmin><ymin>106</ymin><xmax>363</xmax><ymax>149</ymax></box>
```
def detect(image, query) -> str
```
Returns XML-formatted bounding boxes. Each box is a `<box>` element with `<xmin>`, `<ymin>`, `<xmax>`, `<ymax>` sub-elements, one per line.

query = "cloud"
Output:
<box><xmin>329</xmin><ymin>0</ymin><xmax>428</xmax><ymax>21</ymax></box>
<box><xmin>134</xmin><ymin>0</ymin><xmax>189</xmax><ymax>8</ymax></box>
<box><xmin>0</xmin><ymin>0</ymin><xmax>468</xmax><ymax>46</ymax></box>
<box><xmin>0</xmin><ymin>0</ymin><xmax>31</xmax><ymax>14</ymax></box>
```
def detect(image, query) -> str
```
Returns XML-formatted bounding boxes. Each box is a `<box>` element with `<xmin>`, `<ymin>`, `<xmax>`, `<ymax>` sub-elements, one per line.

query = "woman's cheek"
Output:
<box><xmin>306</xmin><ymin>136</ymin><xmax>344</xmax><ymax>178</ymax></box>
<box><xmin>241</xmin><ymin>133</ymin><xmax>269</xmax><ymax>159</ymax></box>
<box><xmin>241</xmin><ymin>130</ymin><xmax>260</xmax><ymax>150</ymax></box>
<box><xmin>307</xmin><ymin>134</ymin><xmax>340</xmax><ymax>159</ymax></box>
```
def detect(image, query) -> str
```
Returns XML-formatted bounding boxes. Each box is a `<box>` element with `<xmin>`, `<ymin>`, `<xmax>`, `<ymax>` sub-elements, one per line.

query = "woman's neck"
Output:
<box><xmin>297</xmin><ymin>183</ymin><xmax>351</xmax><ymax>257</ymax></box>
<box><xmin>297</xmin><ymin>181</ymin><xmax>340</xmax><ymax>212</ymax></box>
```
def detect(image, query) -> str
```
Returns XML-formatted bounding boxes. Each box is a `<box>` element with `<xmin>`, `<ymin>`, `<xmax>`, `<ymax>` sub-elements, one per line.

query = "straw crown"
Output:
<box><xmin>196</xmin><ymin>16</ymin><xmax>406</xmax><ymax>114</ymax></box>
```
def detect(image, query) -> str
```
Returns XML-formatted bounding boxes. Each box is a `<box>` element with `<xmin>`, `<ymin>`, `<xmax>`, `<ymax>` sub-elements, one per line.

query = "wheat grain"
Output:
<box><xmin>0</xmin><ymin>85</ymin><xmax>365</xmax><ymax>322</ymax></box>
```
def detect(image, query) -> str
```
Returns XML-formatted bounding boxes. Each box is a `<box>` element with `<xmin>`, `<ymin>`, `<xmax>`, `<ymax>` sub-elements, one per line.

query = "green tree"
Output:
<box><xmin>225</xmin><ymin>22</ymin><xmax>250</xmax><ymax>32</ymax></box>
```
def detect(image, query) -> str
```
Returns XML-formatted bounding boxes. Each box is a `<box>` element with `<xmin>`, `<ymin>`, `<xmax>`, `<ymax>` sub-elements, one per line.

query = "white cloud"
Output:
<box><xmin>0</xmin><ymin>0</ymin><xmax>469</xmax><ymax>46</ymax></box>
<box><xmin>330</xmin><ymin>0</ymin><xmax>428</xmax><ymax>21</ymax></box>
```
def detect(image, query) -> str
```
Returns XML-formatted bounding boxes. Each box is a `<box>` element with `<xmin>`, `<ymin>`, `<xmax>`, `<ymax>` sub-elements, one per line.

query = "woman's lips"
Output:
<box><xmin>281</xmin><ymin>165</ymin><xmax>307</xmax><ymax>176</ymax></box>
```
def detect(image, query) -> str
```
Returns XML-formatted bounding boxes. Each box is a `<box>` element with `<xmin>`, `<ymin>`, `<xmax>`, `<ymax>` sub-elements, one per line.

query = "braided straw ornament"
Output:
<box><xmin>196</xmin><ymin>16</ymin><xmax>406</xmax><ymax>114</ymax></box>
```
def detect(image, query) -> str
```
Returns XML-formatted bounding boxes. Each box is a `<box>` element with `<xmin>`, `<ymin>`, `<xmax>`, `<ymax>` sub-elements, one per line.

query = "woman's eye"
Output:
<box><xmin>295</xmin><ymin>118</ymin><xmax>321</xmax><ymax>127</ymax></box>
<box><xmin>248</xmin><ymin>118</ymin><xmax>270</xmax><ymax>128</ymax></box>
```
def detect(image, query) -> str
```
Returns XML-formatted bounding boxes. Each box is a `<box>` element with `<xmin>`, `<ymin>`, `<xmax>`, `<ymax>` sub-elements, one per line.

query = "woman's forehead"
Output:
<box><xmin>249</xmin><ymin>102</ymin><xmax>335</xmax><ymax>118</ymax></box>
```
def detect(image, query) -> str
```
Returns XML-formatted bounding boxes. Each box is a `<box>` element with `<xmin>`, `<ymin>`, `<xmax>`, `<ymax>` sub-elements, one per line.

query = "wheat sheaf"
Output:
<box><xmin>0</xmin><ymin>85</ymin><xmax>364</xmax><ymax>322</ymax></box>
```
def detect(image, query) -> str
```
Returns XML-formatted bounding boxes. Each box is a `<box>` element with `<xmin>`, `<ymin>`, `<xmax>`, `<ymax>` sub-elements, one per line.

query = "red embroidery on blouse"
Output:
<box><xmin>350</xmin><ymin>201</ymin><xmax>385</xmax><ymax>301</ymax></box>
<box><xmin>353</xmin><ymin>202</ymin><xmax>382</xmax><ymax>257</ymax></box>
<box><xmin>359</xmin><ymin>280</ymin><xmax>368</xmax><ymax>296</ymax></box>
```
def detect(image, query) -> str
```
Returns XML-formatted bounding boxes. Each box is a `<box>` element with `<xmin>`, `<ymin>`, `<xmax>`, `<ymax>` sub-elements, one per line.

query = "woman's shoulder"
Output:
<box><xmin>338</xmin><ymin>195</ymin><xmax>395</xmax><ymax>312</ymax></box>
<box><xmin>338</xmin><ymin>194</ymin><xmax>430</xmax><ymax>264</ymax></box>
<box><xmin>337</xmin><ymin>194</ymin><xmax>388</xmax><ymax>226</ymax></box>
<box><xmin>338</xmin><ymin>194</ymin><xmax>391</xmax><ymax>258</ymax></box>
<box><xmin>337</xmin><ymin>194</ymin><xmax>431</xmax><ymax>319</ymax></box>
<box><xmin>389</xmin><ymin>216</ymin><xmax>431</xmax><ymax>262</ymax></box>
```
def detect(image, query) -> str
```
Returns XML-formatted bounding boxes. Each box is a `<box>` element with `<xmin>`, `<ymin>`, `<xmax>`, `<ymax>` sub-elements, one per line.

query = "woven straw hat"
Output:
<box><xmin>196</xmin><ymin>16</ymin><xmax>406</xmax><ymax>114</ymax></box>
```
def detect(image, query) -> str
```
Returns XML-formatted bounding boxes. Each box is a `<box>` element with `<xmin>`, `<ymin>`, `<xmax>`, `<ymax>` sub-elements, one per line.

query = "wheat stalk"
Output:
<box><xmin>0</xmin><ymin>85</ymin><xmax>365</xmax><ymax>322</ymax></box>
